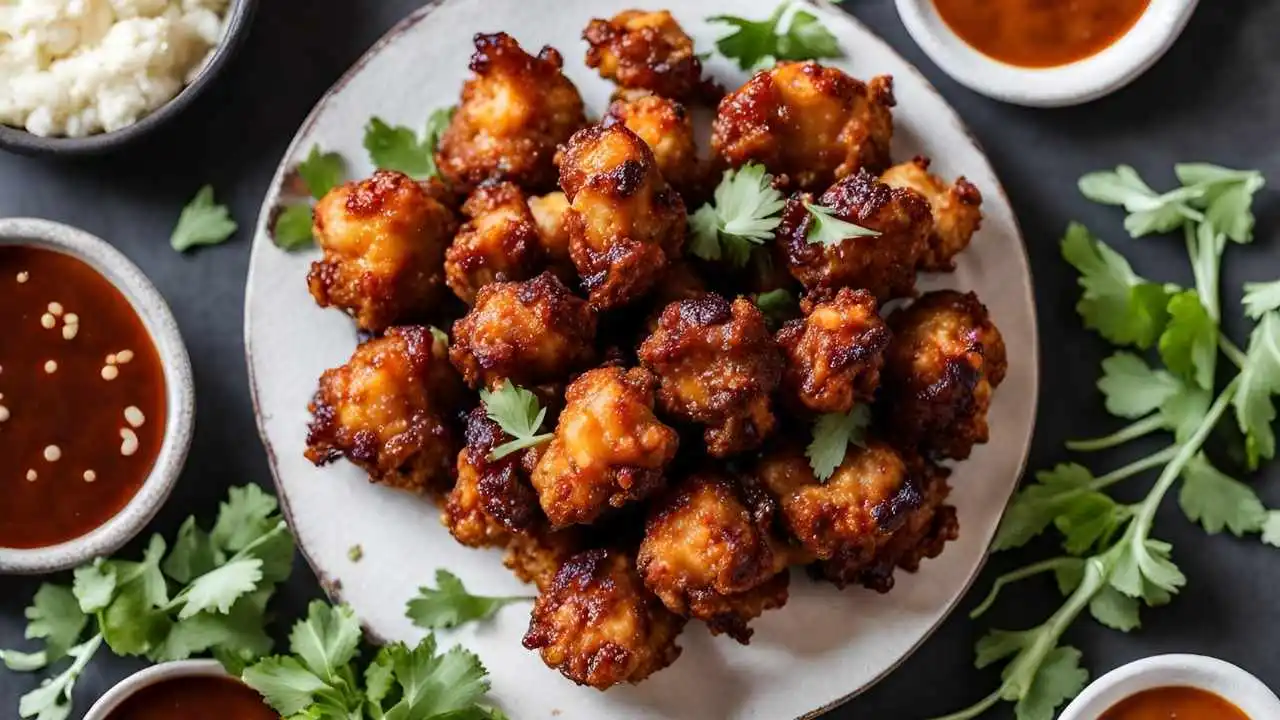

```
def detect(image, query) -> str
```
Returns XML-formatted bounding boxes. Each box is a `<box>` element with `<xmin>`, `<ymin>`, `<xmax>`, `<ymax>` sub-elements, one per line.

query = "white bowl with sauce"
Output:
<box><xmin>0</xmin><ymin>218</ymin><xmax>194</xmax><ymax>574</ymax></box>
<box><xmin>895</xmin><ymin>0</ymin><xmax>1201</xmax><ymax>107</ymax></box>
<box><xmin>84</xmin><ymin>659</ymin><xmax>276</xmax><ymax>720</ymax></box>
<box><xmin>1059</xmin><ymin>654</ymin><xmax>1280</xmax><ymax>720</ymax></box>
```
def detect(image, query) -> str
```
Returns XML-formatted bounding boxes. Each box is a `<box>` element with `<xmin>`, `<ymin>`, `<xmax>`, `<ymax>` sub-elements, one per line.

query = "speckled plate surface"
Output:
<box><xmin>243</xmin><ymin>1</ymin><xmax>1039</xmax><ymax>717</ymax></box>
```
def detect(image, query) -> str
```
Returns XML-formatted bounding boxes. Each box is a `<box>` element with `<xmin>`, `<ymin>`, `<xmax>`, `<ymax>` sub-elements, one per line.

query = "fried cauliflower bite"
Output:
<box><xmin>638</xmin><ymin>294</ymin><xmax>783</xmax><ymax>456</ymax></box>
<box><xmin>444</xmin><ymin>408</ymin><xmax>544</xmax><ymax>548</ymax></box>
<box><xmin>445</xmin><ymin>182</ymin><xmax>547</xmax><ymax>304</ymax></box>
<box><xmin>882</xmin><ymin>290</ymin><xmax>1008</xmax><ymax>460</ymax></box>
<box><xmin>531</xmin><ymin>367</ymin><xmax>680</xmax><ymax>527</ymax></box>
<box><xmin>437</xmin><ymin>33</ymin><xmax>587</xmax><ymax>193</ymax></box>
<box><xmin>524</xmin><ymin>548</ymin><xmax>685</xmax><ymax>689</ymax></box>
<box><xmin>777</xmin><ymin>170</ymin><xmax>933</xmax><ymax>302</ymax></box>
<box><xmin>559</xmin><ymin>124</ymin><xmax>687</xmax><ymax>310</ymax></box>
<box><xmin>637</xmin><ymin>473</ymin><xmax>790</xmax><ymax>643</ymax></box>
<box><xmin>307</xmin><ymin>171</ymin><xmax>457</xmax><ymax>332</ymax></box>
<box><xmin>449</xmin><ymin>272</ymin><xmax>598</xmax><ymax>389</ymax></box>
<box><xmin>776</xmin><ymin>288</ymin><xmax>891</xmax><ymax>414</ymax></box>
<box><xmin>305</xmin><ymin>326</ymin><xmax>462</xmax><ymax>495</ymax></box>
<box><xmin>527</xmin><ymin>191</ymin><xmax>576</xmax><ymax>280</ymax></box>
<box><xmin>711</xmin><ymin>63</ymin><xmax>895</xmax><ymax>192</ymax></box>
<box><xmin>880</xmin><ymin>157</ymin><xmax>984</xmax><ymax>271</ymax></box>
<box><xmin>583</xmin><ymin>10</ymin><xmax>716</xmax><ymax>103</ymax></box>
<box><xmin>603</xmin><ymin>92</ymin><xmax>704</xmax><ymax>200</ymax></box>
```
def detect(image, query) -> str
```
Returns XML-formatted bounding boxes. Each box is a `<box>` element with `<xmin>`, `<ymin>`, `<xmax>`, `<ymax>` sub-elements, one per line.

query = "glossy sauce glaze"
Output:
<box><xmin>0</xmin><ymin>246</ymin><xmax>166</xmax><ymax>549</ymax></box>
<box><xmin>105</xmin><ymin>675</ymin><xmax>277</xmax><ymax>720</ymax></box>
<box><xmin>1100</xmin><ymin>686</ymin><xmax>1250</xmax><ymax>720</ymax></box>
<box><xmin>933</xmin><ymin>0</ymin><xmax>1152</xmax><ymax>68</ymax></box>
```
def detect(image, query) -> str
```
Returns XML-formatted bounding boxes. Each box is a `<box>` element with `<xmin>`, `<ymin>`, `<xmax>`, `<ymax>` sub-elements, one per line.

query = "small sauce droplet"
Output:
<box><xmin>44</xmin><ymin>360</ymin><xmax>57</xmax><ymax>374</ymax></box>
<box><xmin>43</xmin><ymin>445</ymin><xmax>61</xmax><ymax>462</ymax></box>
<box><xmin>83</xmin><ymin>470</ymin><xmax>97</xmax><ymax>483</ymax></box>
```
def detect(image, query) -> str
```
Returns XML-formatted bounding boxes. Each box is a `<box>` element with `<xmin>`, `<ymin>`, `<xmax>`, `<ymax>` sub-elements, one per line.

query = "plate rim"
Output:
<box><xmin>242</xmin><ymin>0</ymin><xmax>1042</xmax><ymax>715</ymax></box>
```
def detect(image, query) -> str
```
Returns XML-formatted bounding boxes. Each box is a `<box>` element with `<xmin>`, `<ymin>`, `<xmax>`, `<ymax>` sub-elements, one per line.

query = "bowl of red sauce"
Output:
<box><xmin>1059</xmin><ymin>654</ymin><xmax>1280</xmax><ymax>720</ymax></box>
<box><xmin>0</xmin><ymin>218</ymin><xmax>194</xmax><ymax>574</ymax></box>
<box><xmin>895</xmin><ymin>0</ymin><xmax>1200</xmax><ymax>106</ymax></box>
<box><xmin>84</xmin><ymin>659</ymin><xmax>276</xmax><ymax>720</ymax></box>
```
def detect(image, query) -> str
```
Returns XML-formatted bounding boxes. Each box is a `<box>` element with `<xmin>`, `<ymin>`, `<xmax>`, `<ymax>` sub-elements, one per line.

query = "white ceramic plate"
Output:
<box><xmin>244</xmin><ymin>1</ymin><xmax>1039</xmax><ymax>717</ymax></box>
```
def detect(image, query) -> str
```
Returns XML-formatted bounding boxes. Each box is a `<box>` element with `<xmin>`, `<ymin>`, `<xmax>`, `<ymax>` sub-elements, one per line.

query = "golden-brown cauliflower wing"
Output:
<box><xmin>776</xmin><ymin>170</ymin><xmax>933</xmax><ymax>302</ymax></box>
<box><xmin>437</xmin><ymin>32</ymin><xmax>587</xmax><ymax>193</ymax></box>
<box><xmin>449</xmin><ymin>272</ymin><xmax>598</xmax><ymax>389</ymax></box>
<box><xmin>527</xmin><ymin>190</ymin><xmax>576</xmax><ymax>281</ymax></box>
<box><xmin>711</xmin><ymin>63</ymin><xmax>895</xmax><ymax>192</ymax></box>
<box><xmin>559</xmin><ymin>124</ymin><xmax>687</xmax><ymax>310</ymax></box>
<box><xmin>881</xmin><ymin>157</ymin><xmax>983</xmax><ymax>271</ymax></box>
<box><xmin>776</xmin><ymin>288</ymin><xmax>891</xmax><ymax>414</ymax></box>
<box><xmin>305</xmin><ymin>326</ymin><xmax>461</xmax><ymax>495</ymax></box>
<box><xmin>637</xmin><ymin>472</ymin><xmax>789</xmax><ymax>643</ymax></box>
<box><xmin>524</xmin><ymin>548</ymin><xmax>685</xmax><ymax>689</ymax></box>
<box><xmin>881</xmin><ymin>290</ymin><xmax>1008</xmax><ymax>460</ymax></box>
<box><xmin>530</xmin><ymin>366</ymin><xmax>679</xmax><ymax>527</ymax></box>
<box><xmin>638</xmin><ymin>294</ymin><xmax>783</xmax><ymax>456</ymax></box>
<box><xmin>443</xmin><ymin>408</ymin><xmax>544</xmax><ymax>548</ymax></box>
<box><xmin>307</xmin><ymin>171</ymin><xmax>457</xmax><ymax>332</ymax></box>
<box><xmin>445</xmin><ymin>182</ymin><xmax>548</xmax><ymax>304</ymax></box>
<box><xmin>603</xmin><ymin>92</ymin><xmax>704</xmax><ymax>200</ymax></box>
<box><xmin>583</xmin><ymin>10</ymin><xmax>717</xmax><ymax>103</ymax></box>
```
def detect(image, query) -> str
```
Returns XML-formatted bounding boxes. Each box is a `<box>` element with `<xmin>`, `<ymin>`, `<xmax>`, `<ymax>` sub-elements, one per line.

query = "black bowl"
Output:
<box><xmin>0</xmin><ymin>0</ymin><xmax>257</xmax><ymax>156</ymax></box>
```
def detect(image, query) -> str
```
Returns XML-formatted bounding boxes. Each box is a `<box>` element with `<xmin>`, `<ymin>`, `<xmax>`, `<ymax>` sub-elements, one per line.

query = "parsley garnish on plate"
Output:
<box><xmin>805</xmin><ymin>405</ymin><xmax>871</xmax><ymax>482</ymax></box>
<box><xmin>406</xmin><ymin>570</ymin><xmax>532</xmax><ymax>630</ymax></box>
<box><xmin>707</xmin><ymin>1</ymin><xmax>841</xmax><ymax>70</ymax></box>
<box><xmin>296</xmin><ymin>145</ymin><xmax>346</xmax><ymax>200</ymax></box>
<box><xmin>689</xmin><ymin>162</ymin><xmax>786</xmax><ymax>267</ymax></box>
<box><xmin>802</xmin><ymin>201</ymin><xmax>881</xmax><ymax>246</ymax></box>
<box><xmin>754</xmin><ymin>288</ymin><xmax>799</xmax><ymax>328</ymax></box>
<box><xmin>171</xmin><ymin>185</ymin><xmax>237</xmax><ymax>252</ymax></box>
<box><xmin>363</xmin><ymin>106</ymin><xmax>455</xmax><ymax>180</ymax></box>
<box><xmin>1</xmin><ymin>485</ymin><xmax>294</xmax><ymax>720</ymax></box>
<box><xmin>273</xmin><ymin>203</ymin><xmax>316</xmax><ymax>251</ymax></box>
<box><xmin>274</xmin><ymin>144</ymin><xmax>348</xmax><ymax>252</ymax></box>
<box><xmin>937</xmin><ymin>163</ymin><xmax>1280</xmax><ymax>720</ymax></box>
<box><xmin>480</xmin><ymin>379</ymin><xmax>554</xmax><ymax>461</ymax></box>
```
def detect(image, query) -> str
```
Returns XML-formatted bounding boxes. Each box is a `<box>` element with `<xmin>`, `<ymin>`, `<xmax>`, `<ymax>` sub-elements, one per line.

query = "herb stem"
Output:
<box><xmin>927</xmin><ymin>689</ymin><xmax>1004</xmax><ymax>720</ymax></box>
<box><xmin>1087</xmin><ymin>445</ymin><xmax>1180</xmax><ymax>492</ymax></box>
<box><xmin>970</xmin><ymin>557</ymin><xmax>1081</xmax><ymax>619</ymax></box>
<box><xmin>1066</xmin><ymin>414</ymin><xmax>1168</xmax><ymax>452</ymax></box>
<box><xmin>1219</xmin><ymin>332</ymin><xmax>1247</xmax><ymax>368</ymax></box>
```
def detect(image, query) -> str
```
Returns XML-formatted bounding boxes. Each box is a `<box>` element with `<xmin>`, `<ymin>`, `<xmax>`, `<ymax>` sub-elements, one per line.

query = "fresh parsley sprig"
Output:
<box><xmin>171</xmin><ymin>185</ymin><xmax>238</xmax><ymax>252</ymax></box>
<box><xmin>802</xmin><ymin>201</ymin><xmax>881</xmax><ymax>246</ymax></box>
<box><xmin>937</xmin><ymin>163</ymin><xmax>1280</xmax><ymax>720</ymax></box>
<box><xmin>480</xmin><ymin>379</ymin><xmax>554</xmax><ymax>461</ymax></box>
<box><xmin>805</xmin><ymin>405</ymin><xmax>871</xmax><ymax>482</ymax></box>
<box><xmin>707</xmin><ymin>1</ymin><xmax>841</xmax><ymax>71</ymax></box>
<box><xmin>754</xmin><ymin>288</ymin><xmax>799</xmax><ymax>328</ymax></box>
<box><xmin>690</xmin><ymin>162</ymin><xmax>786</xmax><ymax>267</ymax></box>
<box><xmin>274</xmin><ymin>145</ymin><xmax>348</xmax><ymax>251</ymax></box>
<box><xmin>406</xmin><ymin>570</ymin><xmax>532</xmax><ymax>630</ymax></box>
<box><xmin>363</xmin><ymin>107</ymin><xmax>455</xmax><ymax>180</ymax></box>
<box><xmin>1</xmin><ymin>485</ymin><xmax>294</xmax><ymax>720</ymax></box>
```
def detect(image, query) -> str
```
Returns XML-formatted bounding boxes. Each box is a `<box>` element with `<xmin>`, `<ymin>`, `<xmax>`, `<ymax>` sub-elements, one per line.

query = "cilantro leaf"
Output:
<box><xmin>99</xmin><ymin>582</ymin><xmax>172</xmax><ymax>656</ymax></box>
<box><xmin>1178</xmin><ymin>454</ymin><xmax>1267</xmax><ymax>536</ymax></box>
<box><xmin>995</xmin><ymin>464</ymin><xmax>1112</xmax><ymax>551</ymax></box>
<box><xmin>1014</xmin><ymin>646</ymin><xmax>1089</xmax><ymax>720</ymax></box>
<box><xmin>1110</xmin><ymin>537</ymin><xmax>1185</xmax><ymax>604</ymax></box>
<box><xmin>1095</xmin><ymin>352</ymin><xmax>1182</xmax><ymax>418</ymax></box>
<box><xmin>805</xmin><ymin>406</ymin><xmax>870</xmax><ymax>482</ymax></box>
<box><xmin>163</xmin><ymin>517</ymin><xmax>222</xmax><ymax>585</ymax></box>
<box><xmin>407</xmin><ymin>570</ymin><xmax>531</xmax><ymax>630</ymax></box>
<box><xmin>289</xmin><ymin>601</ymin><xmax>362</xmax><ymax>682</ymax></box>
<box><xmin>242</xmin><ymin>656</ymin><xmax>332</xmax><ymax>716</ymax></box>
<box><xmin>273</xmin><ymin>204</ymin><xmax>315</xmax><ymax>251</ymax></box>
<box><xmin>22</xmin><ymin>585</ymin><xmax>87</xmax><ymax>665</ymax></box>
<box><xmin>1175</xmin><ymin>163</ymin><xmax>1265</xmax><ymax>243</ymax></box>
<box><xmin>1158</xmin><ymin>291</ymin><xmax>1217</xmax><ymax>390</ymax></box>
<box><xmin>754</xmin><ymin>288</ymin><xmax>799</xmax><ymax>328</ymax></box>
<box><xmin>1243</xmin><ymin>280</ymin><xmax>1280</xmax><ymax>320</ymax></box>
<box><xmin>377</xmin><ymin>638</ymin><xmax>491</xmax><ymax>718</ymax></box>
<box><xmin>72</xmin><ymin>562</ymin><xmax>117</xmax><ymax>615</ymax></box>
<box><xmin>17</xmin><ymin>635</ymin><xmax>102</xmax><ymax>720</ymax></box>
<box><xmin>480</xmin><ymin>380</ymin><xmax>554</xmax><ymax>460</ymax></box>
<box><xmin>1234</xmin><ymin>312</ymin><xmax>1280</xmax><ymax>469</ymax></box>
<box><xmin>178</xmin><ymin>558</ymin><xmax>264</xmax><ymax>619</ymax></box>
<box><xmin>212</xmin><ymin>485</ymin><xmax>280</xmax><ymax>553</ymax></box>
<box><xmin>1078</xmin><ymin>165</ymin><xmax>1203</xmax><ymax>237</ymax></box>
<box><xmin>1263</xmin><ymin>511</ymin><xmax>1280</xmax><ymax>548</ymax></box>
<box><xmin>708</xmin><ymin>3</ymin><xmax>841</xmax><ymax>70</ymax></box>
<box><xmin>152</xmin><ymin>589</ymin><xmax>274</xmax><ymax>663</ymax></box>
<box><xmin>364</xmin><ymin>107</ymin><xmax>454</xmax><ymax>179</ymax></box>
<box><xmin>1060</xmin><ymin>222</ymin><xmax>1170</xmax><ymax>348</ymax></box>
<box><xmin>803</xmin><ymin>201</ymin><xmax>881</xmax><ymax>246</ymax></box>
<box><xmin>1053</xmin><ymin>492</ymin><xmax>1129</xmax><ymax>557</ymax></box>
<box><xmin>296</xmin><ymin>146</ymin><xmax>345</xmax><ymax>200</ymax></box>
<box><xmin>688</xmin><ymin>163</ymin><xmax>785</xmax><ymax>267</ymax></box>
<box><xmin>1088</xmin><ymin>585</ymin><xmax>1141</xmax><ymax>632</ymax></box>
<box><xmin>171</xmin><ymin>185</ymin><xmax>238</xmax><ymax>252</ymax></box>
<box><xmin>778</xmin><ymin>9</ymin><xmax>840</xmax><ymax>60</ymax></box>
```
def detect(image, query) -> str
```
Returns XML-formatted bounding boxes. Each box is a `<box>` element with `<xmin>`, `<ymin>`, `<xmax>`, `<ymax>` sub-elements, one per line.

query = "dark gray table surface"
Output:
<box><xmin>3</xmin><ymin>1</ymin><xmax>1279</xmax><ymax>718</ymax></box>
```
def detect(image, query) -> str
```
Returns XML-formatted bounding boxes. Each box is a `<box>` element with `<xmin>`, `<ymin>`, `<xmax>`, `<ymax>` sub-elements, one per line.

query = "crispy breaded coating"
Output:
<box><xmin>638</xmin><ymin>295</ymin><xmax>783</xmax><ymax>456</ymax></box>
<box><xmin>437</xmin><ymin>32</ymin><xmax>587</xmax><ymax>193</ymax></box>
<box><xmin>603</xmin><ymin>92</ymin><xmax>704</xmax><ymax>200</ymax></box>
<box><xmin>776</xmin><ymin>288</ymin><xmax>891</xmax><ymax>414</ymax></box>
<box><xmin>504</xmin><ymin>527</ymin><xmax>585</xmax><ymax>592</ymax></box>
<box><xmin>637</xmin><ymin>472</ymin><xmax>789</xmax><ymax>643</ymax></box>
<box><xmin>524</xmin><ymin>548</ymin><xmax>685</xmax><ymax>689</ymax></box>
<box><xmin>711</xmin><ymin>63</ymin><xmax>895</xmax><ymax>192</ymax></box>
<box><xmin>444</xmin><ymin>408</ymin><xmax>544</xmax><ymax>547</ymax></box>
<box><xmin>307</xmin><ymin>171</ymin><xmax>457</xmax><ymax>332</ymax></box>
<box><xmin>449</xmin><ymin>272</ymin><xmax>598</xmax><ymax>389</ymax></box>
<box><xmin>531</xmin><ymin>367</ymin><xmax>679</xmax><ymax>527</ymax></box>
<box><xmin>881</xmin><ymin>157</ymin><xmax>983</xmax><ymax>271</ymax></box>
<box><xmin>445</xmin><ymin>182</ymin><xmax>547</xmax><ymax>304</ymax></box>
<box><xmin>527</xmin><ymin>191</ymin><xmax>576</xmax><ymax>281</ymax></box>
<box><xmin>559</xmin><ymin>124</ymin><xmax>687</xmax><ymax>310</ymax></box>
<box><xmin>583</xmin><ymin>10</ymin><xmax>716</xmax><ymax>103</ymax></box>
<box><xmin>882</xmin><ymin>290</ymin><xmax>1008</xmax><ymax>460</ymax></box>
<box><xmin>776</xmin><ymin>170</ymin><xmax>933</xmax><ymax>302</ymax></box>
<box><xmin>305</xmin><ymin>326</ymin><xmax>462</xmax><ymax>495</ymax></box>
<box><xmin>815</xmin><ymin>461</ymin><xmax>957</xmax><ymax>592</ymax></box>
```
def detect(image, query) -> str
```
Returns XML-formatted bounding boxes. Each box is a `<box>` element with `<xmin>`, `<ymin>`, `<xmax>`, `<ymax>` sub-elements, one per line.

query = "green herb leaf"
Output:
<box><xmin>288</xmin><ymin>601</ymin><xmax>362</xmax><ymax>683</ymax></box>
<box><xmin>178</xmin><ymin>558</ymin><xmax>264</xmax><ymax>619</ymax></box>
<box><xmin>805</xmin><ymin>406</ymin><xmax>871</xmax><ymax>482</ymax></box>
<box><xmin>273</xmin><ymin>204</ymin><xmax>315</xmax><ymax>251</ymax></box>
<box><xmin>1078</xmin><ymin>165</ymin><xmax>1203</xmax><ymax>238</ymax></box>
<box><xmin>296</xmin><ymin>146</ymin><xmax>345</xmax><ymax>199</ymax></box>
<box><xmin>1243</xmin><ymin>280</ymin><xmax>1280</xmax><ymax>320</ymax></box>
<box><xmin>803</xmin><ymin>201</ymin><xmax>881</xmax><ymax>246</ymax></box>
<box><xmin>1158</xmin><ymin>291</ymin><xmax>1218</xmax><ymax>390</ymax></box>
<box><xmin>1053</xmin><ymin>493</ymin><xmax>1129</xmax><ymax>557</ymax></box>
<box><xmin>1014</xmin><ymin>646</ymin><xmax>1089</xmax><ymax>720</ymax></box>
<box><xmin>1060</xmin><ymin>222</ymin><xmax>1170</xmax><ymax>348</ymax></box>
<box><xmin>777</xmin><ymin>9</ymin><xmax>840</xmax><ymax>60</ymax></box>
<box><xmin>1176</xmin><ymin>163</ymin><xmax>1265</xmax><ymax>243</ymax></box>
<box><xmin>23</xmin><ymin>585</ymin><xmax>87</xmax><ymax>665</ymax></box>
<box><xmin>17</xmin><ymin>634</ymin><xmax>102</xmax><ymax>720</ymax></box>
<box><xmin>72</xmin><ymin>562</ymin><xmax>117</xmax><ymax>615</ymax></box>
<box><xmin>152</xmin><ymin>589</ymin><xmax>274</xmax><ymax>663</ymax></box>
<box><xmin>212</xmin><ymin>485</ymin><xmax>280</xmax><ymax>553</ymax></box>
<box><xmin>479</xmin><ymin>379</ymin><xmax>554</xmax><ymax>460</ymax></box>
<box><xmin>754</xmin><ymin>288</ymin><xmax>799</xmax><ymax>328</ymax></box>
<box><xmin>163</xmin><ymin>517</ymin><xmax>222</xmax><ymax>585</ymax></box>
<box><xmin>1263</xmin><ymin>511</ymin><xmax>1280</xmax><ymax>548</ymax></box>
<box><xmin>708</xmin><ymin>3</ymin><xmax>841</xmax><ymax>70</ymax></box>
<box><xmin>1110</xmin><ymin>538</ymin><xmax>1184</xmax><ymax>604</ymax></box>
<box><xmin>1095</xmin><ymin>352</ymin><xmax>1181</xmax><ymax>418</ymax></box>
<box><xmin>171</xmin><ymin>185</ymin><xmax>238</xmax><ymax>252</ymax></box>
<box><xmin>99</xmin><ymin>582</ymin><xmax>172</xmax><ymax>656</ymax></box>
<box><xmin>1234</xmin><ymin>312</ymin><xmax>1280</xmax><ymax>469</ymax></box>
<box><xmin>241</xmin><ymin>656</ymin><xmax>331</xmax><ymax>716</ymax></box>
<box><xmin>689</xmin><ymin>163</ymin><xmax>786</xmax><ymax>267</ymax></box>
<box><xmin>407</xmin><ymin>570</ymin><xmax>530</xmax><ymax>630</ymax></box>
<box><xmin>995</xmin><ymin>463</ymin><xmax>1104</xmax><ymax>551</ymax></box>
<box><xmin>364</xmin><ymin>108</ymin><xmax>454</xmax><ymax>179</ymax></box>
<box><xmin>1087</xmin><ymin>585</ymin><xmax>1141</xmax><ymax>632</ymax></box>
<box><xmin>375</xmin><ymin>638</ymin><xmax>491</xmax><ymax>718</ymax></box>
<box><xmin>1178</xmin><ymin>454</ymin><xmax>1267</xmax><ymax>536</ymax></box>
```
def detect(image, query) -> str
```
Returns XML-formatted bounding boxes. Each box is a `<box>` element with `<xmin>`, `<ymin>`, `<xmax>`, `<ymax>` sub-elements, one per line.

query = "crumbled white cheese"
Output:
<box><xmin>0</xmin><ymin>0</ymin><xmax>230</xmax><ymax>137</ymax></box>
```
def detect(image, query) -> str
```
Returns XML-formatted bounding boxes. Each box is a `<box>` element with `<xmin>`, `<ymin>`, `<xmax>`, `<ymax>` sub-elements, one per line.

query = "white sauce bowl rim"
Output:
<box><xmin>83</xmin><ymin>659</ymin><xmax>232</xmax><ymax>720</ymax></box>
<box><xmin>1059</xmin><ymin>653</ymin><xmax>1280</xmax><ymax>719</ymax></box>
